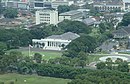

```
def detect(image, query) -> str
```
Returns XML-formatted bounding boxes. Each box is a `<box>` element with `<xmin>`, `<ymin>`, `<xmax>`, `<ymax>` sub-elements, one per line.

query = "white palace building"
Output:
<box><xmin>32</xmin><ymin>32</ymin><xmax>80</xmax><ymax>51</ymax></box>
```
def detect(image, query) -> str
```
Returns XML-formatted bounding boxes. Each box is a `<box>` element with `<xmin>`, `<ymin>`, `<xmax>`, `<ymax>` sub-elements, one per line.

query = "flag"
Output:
<box><xmin>29</xmin><ymin>44</ymin><xmax>33</xmax><ymax>48</ymax></box>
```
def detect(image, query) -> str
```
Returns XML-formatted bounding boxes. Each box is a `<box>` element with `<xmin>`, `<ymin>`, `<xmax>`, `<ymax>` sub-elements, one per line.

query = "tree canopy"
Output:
<box><xmin>64</xmin><ymin>35</ymin><xmax>97</xmax><ymax>58</ymax></box>
<box><xmin>3</xmin><ymin>8</ymin><xmax>18</xmax><ymax>18</ymax></box>
<box><xmin>58</xmin><ymin>5</ymin><xmax>70</xmax><ymax>14</ymax></box>
<box><xmin>68</xmin><ymin>70</ymin><xmax>130</xmax><ymax>84</ymax></box>
<box><xmin>120</xmin><ymin>12</ymin><xmax>130</xmax><ymax>26</ymax></box>
<box><xmin>57</xmin><ymin>5</ymin><xmax>79</xmax><ymax>14</ymax></box>
<box><xmin>58</xmin><ymin>20</ymin><xmax>91</xmax><ymax>34</ymax></box>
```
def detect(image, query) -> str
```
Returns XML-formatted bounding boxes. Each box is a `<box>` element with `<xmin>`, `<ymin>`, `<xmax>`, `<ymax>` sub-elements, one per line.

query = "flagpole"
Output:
<box><xmin>29</xmin><ymin>44</ymin><xmax>30</xmax><ymax>57</ymax></box>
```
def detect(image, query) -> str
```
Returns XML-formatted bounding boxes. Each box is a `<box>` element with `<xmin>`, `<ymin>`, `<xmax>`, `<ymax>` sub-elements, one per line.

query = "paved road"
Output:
<box><xmin>89</xmin><ymin>53</ymin><xmax>130</xmax><ymax>67</ymax></box>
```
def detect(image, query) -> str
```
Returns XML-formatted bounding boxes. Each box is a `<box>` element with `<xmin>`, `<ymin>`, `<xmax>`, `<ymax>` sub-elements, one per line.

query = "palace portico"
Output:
<box><xmin>32</xmin><ymin>32</ymin><xmax>80</xmax><ymax>51</ymax></box>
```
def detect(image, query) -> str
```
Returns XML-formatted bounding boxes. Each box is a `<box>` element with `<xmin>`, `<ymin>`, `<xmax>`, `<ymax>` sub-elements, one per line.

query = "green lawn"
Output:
<box><xmin>8</xmin><ymin>49</ymin><xmax>62</xmax><ymax>60</ymax></box>
<box><xmin>0</xmin><ymin>73</ymin><xmax>71</xmax><ymax>84</ymax></box>
<box><xmin>22</xmin><ymin>51</ymin><xmax>62</xmax><ymax>60</ymax></box>
<box><xmin>88</xmin><ymin>55</ymin><xmax>103</xmax><ymax>63</ymax></box>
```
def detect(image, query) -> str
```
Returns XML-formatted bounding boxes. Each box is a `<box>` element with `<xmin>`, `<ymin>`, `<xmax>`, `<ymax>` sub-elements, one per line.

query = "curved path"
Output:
<box><xmin>89</xmin><ymin>54</ymin><xmax>130</xmax><ymax>67</ymax></box>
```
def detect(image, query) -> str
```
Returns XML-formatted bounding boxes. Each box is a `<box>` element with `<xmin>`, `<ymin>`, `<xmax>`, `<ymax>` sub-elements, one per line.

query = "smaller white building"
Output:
<box><xmin>32</xmin><ymin>32</ymin><xmax>80</xmax><ymax>51</ymax></box>
<box><xmin>36</xmin><ymin>9</ymin><xmax>58</xmax><ymax>25</ymax></box>
<box><xmin>59</xmin><ymin>10</ymin><xmax>82</xmax><ymax>22</ymax></box>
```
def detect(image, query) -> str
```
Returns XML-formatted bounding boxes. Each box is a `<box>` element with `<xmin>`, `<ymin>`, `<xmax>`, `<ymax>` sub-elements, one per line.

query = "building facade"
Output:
<box><xmin>1</xmin><ymin>0</ymin><xmax>73</xmax><ymax>10</ymax></box>
<box><xmin>123</xmin><ymin>0</ymin><xmax>130</xmax><ymax>11</ymax></box>
<box><xmin>93</xmin><ymin>0</ymin><xmax>125</xmax><ymax>12</ymax></box>
<box><xmin>51</xmin><ymin>0</ymin><xmax>73</xmax><ymax>9</ymax></box>
<box><xmin>1</xmin><ymin>0</ymin><xmax>29</xmax><ymax>9</ymax></box>
<box><xmin>51</xmin><ymin>1</ymin><xmax>68</xmax><ymax>9</ymax></box>
<box><xmin>36</xmin><ymin>9</ymin><xmax>58</xmax><ymax>25</ymax></box>
<box><xmin>59</xmin><ymin>10</ymin><xmax>82</xmax><ymax>22</ymax></box>
<box><xmin>32</xmin><ymin>32</ymin><xmax>80</xmax><ymax>51</ymax></box>
<box><xmin>112</xmin><ymin>26</ymin><xmax>130</xmax><ymax>39</ymax></box>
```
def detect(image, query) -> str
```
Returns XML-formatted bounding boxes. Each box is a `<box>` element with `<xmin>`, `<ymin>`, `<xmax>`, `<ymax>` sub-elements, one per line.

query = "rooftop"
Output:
<box><xmin>93</xmin><ymin>0</ymin><xmax>124</xmax><ymax>6</ymax></box>
<box><xmin>59</xmin><ymin>10</ymin><xmax>81</xmax><ymax>16</ymax></box>
<box><xmin>113</xmin><ymin>26</ymin><xmax>130</xmax><ymax>35</ymax></box>
<box><xmin>46</xmin><ymin>32</ymin><xmax>80</xmax><ymax>40</ymax></box>
<box><xmin>0</xmin><ymin>18</ymin><xmax>22</xmax><ymax>23</ymax></box>
<box><xmin>82</xmin><ymin>18</ymin><xmax>96</xmax><ymax>25</ymax></box>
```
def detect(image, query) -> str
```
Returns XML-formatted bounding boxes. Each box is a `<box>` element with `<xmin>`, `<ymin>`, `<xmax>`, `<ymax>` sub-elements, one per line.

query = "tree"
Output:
<box><xmin>96</xmin><ymin>62</ymin><xmax>106</xmax><ymax>69</ymax></box>
<box><xmin>120</xmin><ymin>12</ymin><xmax>130</xmax><ymax>26</ymax></box>
<box><xmin>106</xmin><ymin>58</ymin><xmax>112</xmax><ymax>63</ymax></box>
<box><xmin>118</xmin><ymin>61</ymin><xmax>129</xmax><ymax>72</ymax></box>
<box><xmin>0</xmin><ymin>42</ymin><xmax>7</xmax><ymax>55</ymax></box>
<box><xmin>3</xmin><ymin>8</ymin><xmax>18</xmax><ymax>18</ymax></box>
<box><xmin>115</xmin><ymin>58</ymin><xmax>123</xmax><ymax>63</ymax></box>
<box><xmin>69</xmin><ymin>70</ymin><xmax>130</xmax><ymax>84</ymax></box>
<box><xmin>78</xmin><ymin>60</ymin><xmax>86</xmax><ymax>68</ymax></box>
<box><xmin>64</xmin><ymin>35</ymin><xmax>97</xmax><ymax>58</ymax></box>
<box><xmin>77</xmin><ymin>51</ymin><xmax>89</xmax><ymax>64</ymax></box>
<box><xmin>34</xmin><ymin>53</ymin><xmax>42</xmax><ymax>63</ymax></box>
<box><xmin>69</xmin><ymin>5</ymin><xmax>79</xmax><ymax>10</ymax></box>
<box><xmin>70</xmin><ymin>58</ymin><xmax>79</xmax><ymax>67</ymax></box>
<box><xmin>106</xmin><ymin>58</ymin><xmax>113</xmax><ymax>70</ymax></box>
<box><xmin>77</xmin><ymin>51</ymin><xmax>87</xmax><ymax>61</ymax></box>
<box><xmin>58</xmin><ymin>20</ymin><xmax>91</xmax><ymax>34</ymax></box>
<box><xmin>9</xmin><ymin>51</ymin><xmax>23</xmax><ymax>62</ymax></box>
<box><xmin>0</xmin><ymin>0</ymin><xmax>3</xmax><ymax>14</ymax></box>
<box><xmin>58</xmin><ymin>5</ymin><xmax>70</xmax><ymax>14</ymax></box>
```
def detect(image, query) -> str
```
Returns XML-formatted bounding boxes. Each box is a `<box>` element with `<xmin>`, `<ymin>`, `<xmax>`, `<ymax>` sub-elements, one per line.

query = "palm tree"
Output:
<box><xmin>115</xmin><ymin>58</ymin><xmax>123</xmax><ymax>63</ymax></box>
<box><xmin>106</xmin><ymin>58</ymin><xmax>112</xmax><ymax>63</ymax></box>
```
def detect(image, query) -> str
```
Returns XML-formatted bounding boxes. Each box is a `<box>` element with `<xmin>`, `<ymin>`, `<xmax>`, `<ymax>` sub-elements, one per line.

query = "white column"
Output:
<box><xmin>55</xmin><ymin>42</ymin><xmax>57</xmax><ymax>47</ymax></box>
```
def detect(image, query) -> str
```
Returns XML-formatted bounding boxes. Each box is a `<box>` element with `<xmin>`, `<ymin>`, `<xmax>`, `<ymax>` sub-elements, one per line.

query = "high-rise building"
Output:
<box><xmin>36</xmin><ymin>9</ymin><xmax>58</xmax><ymax>25</ymax></box>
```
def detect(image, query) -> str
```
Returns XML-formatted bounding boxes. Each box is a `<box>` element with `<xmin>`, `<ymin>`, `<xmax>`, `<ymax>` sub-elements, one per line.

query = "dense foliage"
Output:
<box><xmin>96</xmin><ymin>58</ymin><xmax>129</xmax><ymax>72</ymax></box>
<box><xmin>37</xmin><ymin>64</ymin><xmax>92</xmax><ymax>79</ymax></box>
<box><xmin>68</xmin><ymin>70</ymin><xmax>130</xmax><ymax>84</ymax></box>
<box><xmin>120</xmin><ymin>12</ymin><xmax>130</xmax><ymax>26</ymax></box>
<box><xmin>0</xmin><ymin>0</ymin><xmax>3</xmax><ymax>14</ymax></box>
<box><xmin>3</xmin><ymin>8</ymin><xmax>18</xmax><ymax>18</ymax></box>
<box><xmin>58</xmin><ymin>20</ymin><xmax>91</xmax><ymax>34</ymax></box>
<box><xmin>58</xmin><ymin>5</ymin><xmax>79</xmax><ymax>14</ymax></box>
<box><xmin>64</xmin><ymin>35</ymin><xmax>97</xmax><ymax>58</ymax></box>
<box><xmin>0</xmin><ymin>29</ymin><xmax>32</xmax><ymax>48</ymax></box>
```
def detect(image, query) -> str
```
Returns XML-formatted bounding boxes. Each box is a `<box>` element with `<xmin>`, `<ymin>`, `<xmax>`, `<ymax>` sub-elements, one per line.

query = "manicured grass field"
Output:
<box><xmin>8</xmin><ymin>49</ymin><xmax>62</xmax><ymax>60</ymax></box>
<box><xmin>8</xmin><ymin>48</ymin><xmax>109</xmax><ymax>63</ymax></box>
<box><xmin>22</xmin><ymin>51</ymin><xmax>62</xmax><ymax>60</ymax></box>
<box><xmin>0</xmin><ymin>73</ymin><xmax>71</xmax><ymax>84</ymax></box>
